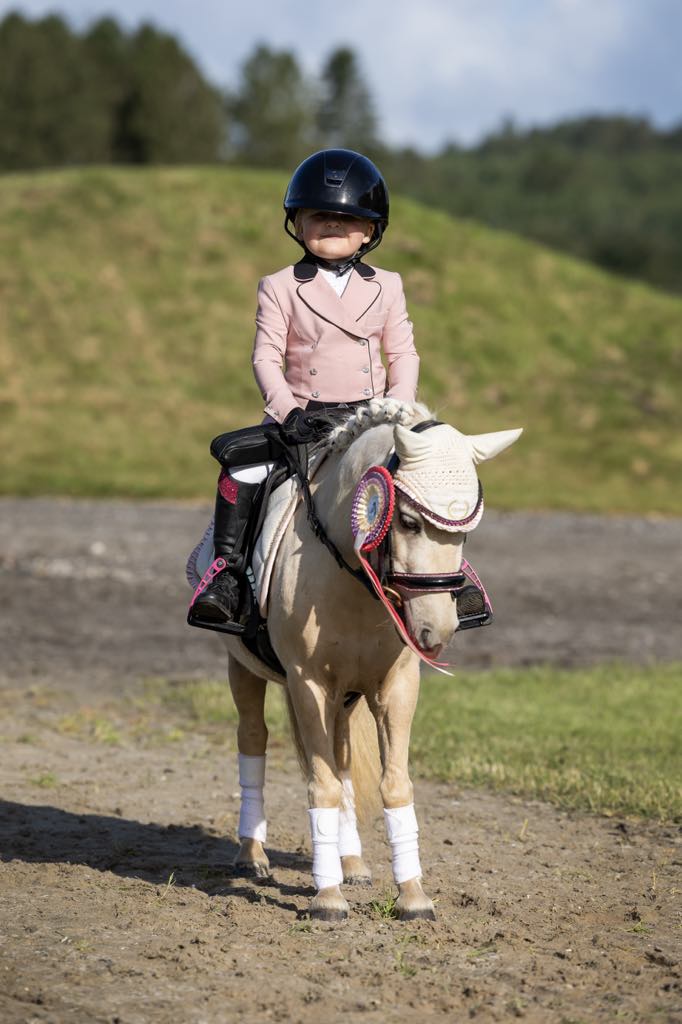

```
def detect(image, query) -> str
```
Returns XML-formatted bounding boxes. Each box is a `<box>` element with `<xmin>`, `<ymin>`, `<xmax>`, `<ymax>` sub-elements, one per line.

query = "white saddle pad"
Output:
<box><xmin>251</xmin><ymin>475</ymin><xmax>300</xmax><ymax>615</ymax></box>
<box><xmin>186</xmin><ymin>455</ymin><xmax>326</xmax><ymax>617</ymax></box>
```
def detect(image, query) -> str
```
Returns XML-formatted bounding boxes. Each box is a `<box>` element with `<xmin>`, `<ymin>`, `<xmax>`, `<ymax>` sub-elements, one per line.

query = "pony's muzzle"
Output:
<box><xmin>418</xmin><ymin>627</ymin><xmax>443</xmax><ymax>658</ymax></box>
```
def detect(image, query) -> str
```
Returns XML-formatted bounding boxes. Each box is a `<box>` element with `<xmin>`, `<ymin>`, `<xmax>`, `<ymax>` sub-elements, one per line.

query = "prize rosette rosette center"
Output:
<box><xmin>351</xmin><ymin>465</ymin><xmax>395</xmax><ymax>553</ymax></box>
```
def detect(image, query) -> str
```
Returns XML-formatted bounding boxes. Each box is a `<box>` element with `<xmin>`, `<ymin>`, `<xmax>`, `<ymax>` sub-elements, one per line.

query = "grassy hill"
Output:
<box><xmin>1</xmin><ymin>166</ymin><xmax>680</xmax><ymax>513</ymax></box>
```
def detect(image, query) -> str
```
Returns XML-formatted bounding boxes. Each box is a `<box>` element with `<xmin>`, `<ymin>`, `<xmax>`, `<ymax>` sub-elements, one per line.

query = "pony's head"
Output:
<box><xmin>388</xmin><ymin>420</ymin><xmax>522</xmax><ymax>657</ymax></box>
<box><xmin>322</xmin><ymin>399</ymin><xmax>522</xmax><ymax>662</ymax></box>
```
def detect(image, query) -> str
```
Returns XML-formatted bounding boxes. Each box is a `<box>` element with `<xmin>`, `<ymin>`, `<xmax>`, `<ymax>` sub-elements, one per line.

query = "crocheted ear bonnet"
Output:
<box><xmin>392</xmin><ymin>424</ymin><xmax>522</xmax><ymax>532</ymax></box>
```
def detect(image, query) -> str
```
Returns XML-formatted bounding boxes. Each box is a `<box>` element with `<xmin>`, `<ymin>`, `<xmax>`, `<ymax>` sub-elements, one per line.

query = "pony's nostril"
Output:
<box><xmin>419</xmin><ymin>627</ymin><xmax>433</xmax><ymax>651</ymax></box>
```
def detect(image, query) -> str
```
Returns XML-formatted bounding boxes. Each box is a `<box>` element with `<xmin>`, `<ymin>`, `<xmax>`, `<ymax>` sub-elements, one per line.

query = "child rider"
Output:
<box><xmin>188</xmin><ymin>148</ymin><xmax>420</xmax><ymax>633</ymax></box>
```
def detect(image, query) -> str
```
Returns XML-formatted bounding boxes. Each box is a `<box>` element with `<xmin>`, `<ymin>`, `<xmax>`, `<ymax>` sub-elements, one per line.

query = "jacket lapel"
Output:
<box><xmin>341</xmin><ymin>267</ymin><xmax>382</xmax><ymax>324</ymax></box>
<box><xmin>295</xmin><ymin>266</ymin><xmax>382</xmax><ymax>338</ymax></box>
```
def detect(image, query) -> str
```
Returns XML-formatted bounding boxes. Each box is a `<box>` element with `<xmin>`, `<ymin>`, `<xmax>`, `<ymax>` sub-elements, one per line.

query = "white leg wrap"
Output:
<box><xmin>308</xmin><ymin>807</ymin><xmax>343</xmax><ymax>890</ymax></box>
<box><xmin>384</xmin><ymin>804</ymin><xmax>422</xmax><ymax>884</ymax></box>
<box><xmin>238</xmin><ymin>754</ymin><xmax>267</xmax><ymax>842</ymax></box>
<box><xmin>338</xmin><ymin>775</ymin><xmax>362</xmax><ymax>858</ymax></box>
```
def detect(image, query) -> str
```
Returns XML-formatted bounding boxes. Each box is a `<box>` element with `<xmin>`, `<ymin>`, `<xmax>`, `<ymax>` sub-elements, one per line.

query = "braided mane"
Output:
<box><xmin>324</xmin><ymin>398</ymin><xmax>435</xmax><ymax>454</ymax></box>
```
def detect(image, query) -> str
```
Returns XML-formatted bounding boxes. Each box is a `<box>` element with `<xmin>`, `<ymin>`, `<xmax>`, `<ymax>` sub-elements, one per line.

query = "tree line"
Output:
<box><xmin>0</xmin><ymin>13</ymin><xmax>377</xmax><ymax>168</ymax></box>
<box><xmin>2</xmin><ymin>12</ymin><xmax>681</xmax><ymax>293</ymax></box>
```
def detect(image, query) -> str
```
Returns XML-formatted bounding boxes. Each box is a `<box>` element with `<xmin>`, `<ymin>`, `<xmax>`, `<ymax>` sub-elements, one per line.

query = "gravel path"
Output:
<box><xmin>2</xmin><ymin>498</ymin><xmax>681</xmax><ymax>686</ymax></box>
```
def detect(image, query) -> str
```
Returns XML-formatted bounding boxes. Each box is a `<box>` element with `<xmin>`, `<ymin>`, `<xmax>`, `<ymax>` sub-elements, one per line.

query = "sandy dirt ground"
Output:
<box><xmin>1</xmin><ymin>498</ymin><xmax>681</xmax><ymax>1023</ymax></box>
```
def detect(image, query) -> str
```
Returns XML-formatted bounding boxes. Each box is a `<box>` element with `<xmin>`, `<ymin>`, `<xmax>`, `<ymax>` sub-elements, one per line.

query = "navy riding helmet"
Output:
<box><xmin>283</xmin><ymin>149</ymin><xmax>389</xmax><ymax>262</ymax></box>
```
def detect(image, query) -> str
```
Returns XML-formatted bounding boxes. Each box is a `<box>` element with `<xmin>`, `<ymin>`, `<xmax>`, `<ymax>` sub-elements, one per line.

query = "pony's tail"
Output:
<box><xmin>284</xmin><ymin>691</ymin><xmax>382</xmax><ymax>824</ymax></box>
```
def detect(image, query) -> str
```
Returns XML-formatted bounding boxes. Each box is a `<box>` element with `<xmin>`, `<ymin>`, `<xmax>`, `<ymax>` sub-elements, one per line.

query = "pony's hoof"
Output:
<box><xmin>233</xmin><ymin>838</ymin><xmax>270</xmax><ymax>879</ymax></box>
<box><xmin>233</xmin><ymin>860</ymin><xmax>271</xmax><ymax>880</ymax></box>
<box><xmin>310</xmin><ymin>887</ymin><xmax>349</xmax><ymax>922</ymax></box>
<box><xmin>397</xmin><ymin>905</ymin><xmax>436</xmax><ymax>922</ymax></box>
<box><xmin>309</xmin><ymin>905</ymin><xmax>348</xmax><ymax>922</ymax></box>
<box><xmin>395</xmin><ymin>878</ymin><xmax>435</xmax><ymax>921</ymax></box>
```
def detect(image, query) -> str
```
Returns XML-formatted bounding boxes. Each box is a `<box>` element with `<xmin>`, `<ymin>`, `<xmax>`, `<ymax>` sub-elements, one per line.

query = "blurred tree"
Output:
<box><xmin>316</xmin><ymin>47</ymin><xmax>378</xmax><ymax>153</ymax></box>
<box><xmin>520</xmin><ymin>146</ymin><xmax>574</xmax><ymax>194</ymax></box>
<box><xmin>81</xmin><ymin>17</ymin><xmax>133</xmax><ymax>162</ymax></box>
<box><xmin>0</xmin><ymin>13</ymin><xmax>225</xmax><ymax>168</ymax></box>
<box><xmin>540</xmin><ymin>115</ymin><xmax>658</xmax><ymax>153</ymax></box>
<box><xmin>117</xmin><ymin>24</ymin><xmax>225</xmax><ymax>163</ymax></box>
<box><xmin>0</xmin><ymin>13</ymin><xmax>105</xmax><ymax>168</ymax></box>
<box><xmin>384</xmin><ymin>115</ymin><xmax>682</xmax><ymax>293</ymax></box>
<box><xmin>228</xmin><ymin>45</ymin><xmax>315</xmax><ymax>167</ymax></box>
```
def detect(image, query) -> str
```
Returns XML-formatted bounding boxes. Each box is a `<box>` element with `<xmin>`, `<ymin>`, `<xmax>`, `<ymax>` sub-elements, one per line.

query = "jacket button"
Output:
<box><xmin>363</xmin><ymin>388</ymin><xmax>371</xmax><ymax>396</ymax></box>
<box><xmin>311</xmin><ymin>390</ymin><xmax>320</xmax><ymax>398</ymax></box>
<box><xmin>358</xmin><ymin>339</ymin><xmax>367</xmax><ymax>346</ymax></box>
<box><xmin>309</xmin><ymin>368</ymin><xmax>317</xmax><ymax>375</ymax></box>
<box><xmin>362</xmin><ymin>366</ymin><xmax>369</xmax><ymax>373</ymax></box>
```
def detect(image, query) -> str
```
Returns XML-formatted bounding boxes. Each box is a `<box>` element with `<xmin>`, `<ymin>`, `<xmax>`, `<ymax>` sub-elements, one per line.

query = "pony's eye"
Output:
<box><xmin>399</xmin><ymin>513</ymin><xmax>421</xmax><ymax>533</ymax></box>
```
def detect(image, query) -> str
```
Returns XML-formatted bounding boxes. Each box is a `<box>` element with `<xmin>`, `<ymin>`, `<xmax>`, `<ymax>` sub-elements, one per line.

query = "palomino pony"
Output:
<box><xmin>209</xmin><ymin>399</ymin><xmax>521</xmax><ymax>921</ymax></box>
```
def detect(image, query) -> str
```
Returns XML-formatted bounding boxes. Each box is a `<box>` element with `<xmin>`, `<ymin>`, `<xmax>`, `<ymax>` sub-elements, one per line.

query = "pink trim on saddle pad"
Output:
<box><xmin>218</xmin><ymin>471</ymin><xmax>239</xmax><ymax>504</ymax></box>
<box><xmin>189</xmin><ymin>556</ymin><xmax>226</xmax><ymax>608</ymax></box>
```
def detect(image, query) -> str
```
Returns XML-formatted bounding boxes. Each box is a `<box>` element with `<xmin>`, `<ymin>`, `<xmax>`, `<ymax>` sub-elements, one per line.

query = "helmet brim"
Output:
<box><xmin>284</xmin><ymin>199</ymin><xmax>386</xmax><ymax>223</ymax></box>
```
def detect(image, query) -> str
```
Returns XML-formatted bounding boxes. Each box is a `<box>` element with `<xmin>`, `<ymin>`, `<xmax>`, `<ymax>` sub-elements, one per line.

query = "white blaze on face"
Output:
<box><xmin>393</xmin><ymin>424</ymin><xmax>522</xmax><ymax>532</ymax></box>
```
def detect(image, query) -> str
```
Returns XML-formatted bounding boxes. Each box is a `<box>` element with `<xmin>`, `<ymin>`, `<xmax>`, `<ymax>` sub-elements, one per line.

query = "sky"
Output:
<box><xmin>2</xmin><ymin>0</ymin><xmax>681</xmax><ymax>150</ymax></box>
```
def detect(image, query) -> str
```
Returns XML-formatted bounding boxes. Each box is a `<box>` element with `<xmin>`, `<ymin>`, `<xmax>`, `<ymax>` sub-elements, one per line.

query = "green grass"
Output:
<box><xmin>30</xmin><ymin>770</ymin><xmax>59</xmax><ymax>788</ymax></box>
<box><xmin>1</xmin><ymin>166</ymin><xmax>681</xmax><ymax>513</ymax></box>
<box><xmin>415</xmin><ymin>663</ymin><xmax>682</xmax><ymax>821</ymax></box>
<box><xmin>144</xmin><ymin>663</ymin><xmax>681</xmax><ymax>822</ymax></box>
<box><xmin>370</xmin><ymin>894</ymin><xmax>399</xmax><ymax>920</ymax></box>
<box><xmin>142</xmin><ymin>676</ymin><xmax>288</xmax><ymax>732</ymax></box>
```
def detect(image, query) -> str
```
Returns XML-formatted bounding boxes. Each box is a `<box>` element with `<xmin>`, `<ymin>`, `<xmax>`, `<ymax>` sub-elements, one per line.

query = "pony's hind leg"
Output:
<box><xmin>370</xmin><ymin>657</ymin><xmax>436</xmax><ymax>921</ymax></box>
<box><xmin>287</xmin><ymin>672</ymin><xmax>349</xmax><ymax>921</ymax></box>
<box><xmin>228</xmin><ymin>655</ymin><xmax>270</xmax><ymax>879</ymax></box>
<box><xmin>335</xmin><ymin>702</ymin><xmax>372</xmax><ymax>886</ymax></box>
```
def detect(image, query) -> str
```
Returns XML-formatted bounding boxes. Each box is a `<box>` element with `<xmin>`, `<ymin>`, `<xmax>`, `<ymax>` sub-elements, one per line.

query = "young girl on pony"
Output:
<box><xmin>188</xmin><ymin>148</ymin><xmax>420</xmax><ymax>632</ymax></box>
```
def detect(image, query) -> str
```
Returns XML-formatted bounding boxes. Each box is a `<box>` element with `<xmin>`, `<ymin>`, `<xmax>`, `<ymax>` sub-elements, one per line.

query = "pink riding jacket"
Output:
<box><xmin>252</xmin><ymin>263</ymin><xmax>420</xmax><ymax>423</ymax></box>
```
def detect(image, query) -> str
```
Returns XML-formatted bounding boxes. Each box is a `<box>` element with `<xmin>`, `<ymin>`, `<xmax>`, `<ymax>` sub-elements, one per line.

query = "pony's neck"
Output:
<box><xmin>315</xmin><ymin>424</ymin><xmax>395</xmax><ymax>560</ymax></box>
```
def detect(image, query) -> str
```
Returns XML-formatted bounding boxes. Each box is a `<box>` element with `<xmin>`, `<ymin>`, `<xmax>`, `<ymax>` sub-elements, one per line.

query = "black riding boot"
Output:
<box><xmin>188</xmin><ymin>477</ymin><xmax>260</xmax><ymax>634</ymax></box>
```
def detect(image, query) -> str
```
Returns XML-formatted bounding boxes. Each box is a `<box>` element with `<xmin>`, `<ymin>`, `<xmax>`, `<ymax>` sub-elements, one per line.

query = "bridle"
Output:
<box><xmin>374</xmin><ymin>420</ymin><xmax>485</xmax><ymax>606</ymax></box>
<box><xmin>295</xmin><ymin>419</ymin><xmax>492</xmax><ymax>640</ymax></box>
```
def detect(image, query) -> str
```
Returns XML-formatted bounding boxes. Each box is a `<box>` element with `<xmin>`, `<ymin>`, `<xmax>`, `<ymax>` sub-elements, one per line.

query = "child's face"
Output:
<box><xmin>296</xmin><ymin>209</ymin><xmax>374</xmax><ymax>262</ymax></box>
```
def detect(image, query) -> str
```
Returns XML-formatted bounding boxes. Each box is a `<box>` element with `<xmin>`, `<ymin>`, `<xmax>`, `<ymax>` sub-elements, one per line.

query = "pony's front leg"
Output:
<box><xmin>228</xmin><ymin>656</ymin><xmax>270</xmax><ymax>879</ymax></box>
<box><xmin>288</xmin><ymin>672</ymin><xmax>348</xmax><ymax>921</ymax></box>
<box><xmin>372</xmin><ymin>656</ymin><xmax>435</xmax><ymax>921</ymax></box>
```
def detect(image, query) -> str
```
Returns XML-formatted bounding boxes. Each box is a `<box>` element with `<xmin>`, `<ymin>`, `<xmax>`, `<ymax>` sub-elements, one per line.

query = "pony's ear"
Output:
<box><xmin>465</xmin><ymin>428</ymin><xmax>523</xmax><ymax>465</ymax></box>
<box><xmin>394</xmin><ymin>423</ymin><xmax>431</xmax><ymax>462</ymax></box>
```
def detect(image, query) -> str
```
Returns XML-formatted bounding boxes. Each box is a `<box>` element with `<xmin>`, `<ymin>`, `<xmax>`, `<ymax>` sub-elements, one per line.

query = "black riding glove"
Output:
<box><xmin>279</xmin><ymin>407</ymin><xmax>319</xmax><ymax>445</ymax></box>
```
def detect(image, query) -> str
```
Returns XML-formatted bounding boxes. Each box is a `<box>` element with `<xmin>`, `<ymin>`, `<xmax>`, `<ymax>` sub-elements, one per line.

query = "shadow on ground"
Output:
<box><xmin>0</xmin><ymin>799</ymin><xmax>311</xmax><ymax>913</ymax></box>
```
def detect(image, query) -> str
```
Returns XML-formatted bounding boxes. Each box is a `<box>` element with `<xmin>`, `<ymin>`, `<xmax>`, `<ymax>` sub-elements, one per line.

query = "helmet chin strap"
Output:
<box><xmin>284</xmin><ymin>217</ymin><xmax>385</xmax><ymax>275</ymax></box>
